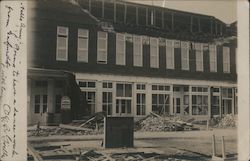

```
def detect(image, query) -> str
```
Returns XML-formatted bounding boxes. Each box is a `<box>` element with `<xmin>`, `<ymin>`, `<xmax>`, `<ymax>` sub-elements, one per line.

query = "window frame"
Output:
<box><xmin>223</xmin><ymin>46</ymin><xmax>230</xmax><ymax>73</ymax></box>
<box><xmin>150</xmin><ymin>37</ymin><xmax>159</xmax><ymax>68</ymax></box>
<box><xmin>181</xmin><ymin>41</ymin><xmax>189</xmax><ymax>70</ymax></box>
<box><xmin>166</xmin><ymin>39</ymin><xmax>175</xmax><ymax>69</ymax></box>
<box><xmin>116</xmin><ymin>33</ymin><xmax>126</xmax><ymax>65</ymax></box>
<box><xmin>97</xmin><ymin>31</ymin><xmax>108</xmax><ymax>64</ymax></box>
<box><xmin>77</xmin><ymin>29</ymin><xmax>89</xmax><ymax>62</ymax></box>
<box><xmin>209</xmin><ymin>44</ymin><xmax>217</xmax><ymax>72</ymax></box>
<box><xmin>195</xmin><ymin>43</ymin><xmax>204</xmax><ymax>72</ymax></box>
<box><xmin>133</xmin><ymin>35</ymin><xmax>143</xmax><ymax>67</ymax></box>
<box><xmin>56</xmin><ymin>26</ymin><xmax>69</xmax><ymax>61</ymax></box>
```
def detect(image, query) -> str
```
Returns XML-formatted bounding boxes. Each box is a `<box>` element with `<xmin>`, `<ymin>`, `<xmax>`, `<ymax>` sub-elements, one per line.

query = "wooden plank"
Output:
<box><xmin>59</xmin><ymin>124</ymin><xmax>93</xmax><ymax>131</ymax></box>
<box><xmin>27</xmin><ymin>143</ymin><xmax>44</xmax><ymax>161</ymax></box>
<box><xmin>150</xmin><ymin>111</ymin><xmax>162</xmax><ymax>118</ymax></box>
<box><xmin>79</xmin><ymin>116</ymin><xmax>96</xmax><ymax>127</ymax></box>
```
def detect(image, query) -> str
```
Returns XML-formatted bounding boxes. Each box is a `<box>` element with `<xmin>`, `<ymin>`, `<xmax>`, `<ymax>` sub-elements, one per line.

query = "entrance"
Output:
<box><xmin>32</xmin><ymin>89</ymin><xmax>48</xmax><ymax>125</ymax></box>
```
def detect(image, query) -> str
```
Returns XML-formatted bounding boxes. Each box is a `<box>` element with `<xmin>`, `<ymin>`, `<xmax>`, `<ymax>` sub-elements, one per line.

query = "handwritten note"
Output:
<box><xmin>0</xmin><ymin>1</ymin><xmax>27</xmax><ymax>161</ymax></box>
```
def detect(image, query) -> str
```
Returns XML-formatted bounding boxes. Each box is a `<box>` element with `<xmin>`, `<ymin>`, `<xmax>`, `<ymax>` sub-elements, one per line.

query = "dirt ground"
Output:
<box><xmin>28</xmin><ymin>128</ymin><xmax>237</xmax><ymax>161</ymax></box>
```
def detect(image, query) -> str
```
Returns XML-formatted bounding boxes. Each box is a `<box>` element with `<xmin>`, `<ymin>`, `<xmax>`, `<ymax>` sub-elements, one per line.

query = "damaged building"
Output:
<box><xmin>27</xmin><ymin>0</ymin><xmax>237</xmax><ymax>125</ymax></box>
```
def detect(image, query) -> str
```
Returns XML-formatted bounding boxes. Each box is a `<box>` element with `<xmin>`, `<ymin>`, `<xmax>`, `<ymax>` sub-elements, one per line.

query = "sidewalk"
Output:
<box><xmin>28</xmin><ymin>128</ymin><xmax>236</xmax><ymax>142</ymax></box>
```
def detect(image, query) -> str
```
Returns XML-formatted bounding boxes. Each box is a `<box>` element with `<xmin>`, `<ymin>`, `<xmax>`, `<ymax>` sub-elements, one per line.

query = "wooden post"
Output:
<box><xmin>212</xmin><ymin>135</ymin><xmax>216</xmax><ymax>157</ymax></box>
<box><xmin>206</xmin><ymin>119</ymin><xmax>209</xmax><ymax>131</ymax></box>
<box><xmin>221</xmin><ymin>136</ymin><xmax>226</xmax><ymax>159</ymax></box>
<box><xmin>190</xmin><ymin>16</ymin><xmax>193</xmax><ymax>33</ymax></box>
<box><xmin>171</xmin><ymin>13</ymin><xmax>174</xmax><ymax>32</ymax></box>
<box><xmin>136</xmin><ymin>6</ymin><xmax>138</xmax><ymax>25</ymax></box>
<box><xmin>124</xmin><ymin>3</ymin><xmax>127</xmax><ymax>24</ymax></box>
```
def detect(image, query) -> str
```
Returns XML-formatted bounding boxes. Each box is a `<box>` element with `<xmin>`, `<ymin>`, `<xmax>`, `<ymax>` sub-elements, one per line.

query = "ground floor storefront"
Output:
<box><xmin>75</xmin><ymin>73</ymin><xmax>237</xmax><ymax>121</ymax></box>
<box><xmin>27</xmin><ymin>71</ymin><xmax>237</xmax><ymax>125</ymax></box>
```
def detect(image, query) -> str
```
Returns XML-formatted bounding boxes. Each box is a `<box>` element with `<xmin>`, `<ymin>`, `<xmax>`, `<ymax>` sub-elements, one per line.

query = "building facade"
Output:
<box><xmin>27</xmin><ymin>0</ymin><xmax>237</xmax><ymax>125</ymax></box>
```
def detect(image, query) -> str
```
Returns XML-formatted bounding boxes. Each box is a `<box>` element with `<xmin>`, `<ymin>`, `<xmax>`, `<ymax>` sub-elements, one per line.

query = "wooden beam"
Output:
<box><xmin>59</xmin><ymin>124</ymin><xmax>93</xmax><ymax>131</ymax></box>
<box><xmin>27</xmin><ymin>143</ymin><xmax>44</xmax><ymax>161</ymax></box>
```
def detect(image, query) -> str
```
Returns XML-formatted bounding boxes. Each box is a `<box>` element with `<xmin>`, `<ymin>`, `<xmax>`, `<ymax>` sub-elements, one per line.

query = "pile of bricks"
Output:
<box><xmin>136</xmin><ymin>114</ymin><xmax>194</xmax><ymax>132</ymax></box>
<box><xmin>214</xmin><ymin>114</ymin><xmax>237</xmax><ymax>128</ymax></box>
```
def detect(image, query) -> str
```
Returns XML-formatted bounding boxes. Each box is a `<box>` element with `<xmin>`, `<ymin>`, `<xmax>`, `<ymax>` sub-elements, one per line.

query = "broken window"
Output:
<box><xmin>152</xmin><ymin>94</ymin><xmax>170</xmax><ymax>115</ymax></box>
<box><xmin>192</xmin><ymin>95</ymin><xmax>208</xmax><ymax>115</ymax></box>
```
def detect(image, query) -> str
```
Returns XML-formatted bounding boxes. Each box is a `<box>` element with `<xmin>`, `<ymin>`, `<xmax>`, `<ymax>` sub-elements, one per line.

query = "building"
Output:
<box><xmin>27</xmin><ymin>0</ymin><xmax>237</xmax><ymax>125</ymax></box>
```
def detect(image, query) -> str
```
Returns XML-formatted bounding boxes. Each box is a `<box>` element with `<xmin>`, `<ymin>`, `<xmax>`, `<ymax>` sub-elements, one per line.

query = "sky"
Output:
<box><xmin>127</xmin><ymin>0</ymin><xmax>237</xmax><ymax>24</ymax></box>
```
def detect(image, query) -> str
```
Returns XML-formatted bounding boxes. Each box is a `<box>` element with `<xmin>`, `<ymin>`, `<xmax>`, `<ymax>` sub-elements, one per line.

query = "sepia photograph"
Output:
<box><xmin>1</xmin><ymin>0</ymin><xmax>243</xmax><ymax>160</ymax></box>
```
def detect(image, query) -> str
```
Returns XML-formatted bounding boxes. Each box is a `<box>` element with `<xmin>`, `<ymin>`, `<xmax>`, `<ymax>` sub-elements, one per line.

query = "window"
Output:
<box><xmin>152</xmin><ymin>84</ymin><xmax>170</xmax><ymax>91</ymax></box>
<box><xmin>192</xmin><ymin>95</ymin><xmax>208</xmax><ymax>115</ymax></box>
<box><xmin>102</xmin><ymin>92</ymin><xmax>112</xmax><ymax>115</ymax></box>
<box><xmin>42</xmin><ymin>95</ymin><xmax>48</xmax><ymax>113</ymax></box>
<box><xmin>137</xmin><ymin>93</ymin><xmax>146</xmax><ymax>115</ymax></box>
<box><xmin>83</xmin><ymin>91</ymin><xmax>96</xmax><ymax>114</ymax></box>
<box><xmin>181</xmin><ymin>41</ymin><xmax>189</xmax><ymax>70</ymax></box>
<box><xmin>56</xmin><ymin>26</ymin><xmax>68</xmax><ymax>61</ymax></box>
<box><xmin>116</xmin><ymin>33</ymin><xmax>126</xmax><ymax>65</ymax></box>
<box><xmin>34</xmin><ymin>95</ymin><xmax>40</xmax><ymax>113</ymax></box>
<box><xmin>116</xmin><ymin>83</ymin><xmax>132</xmax><ymax>97</ymax></box>
<box><xmin>150</xmin><ymin>37</ymin><xmax>159</xmax><ymax>68</ymax></box>
<box><xmin>79</xmin><ymin>81</ymin><xmax>96</xmax><ymax>88</ymax></box>
<box><xmin>166</xmin><ymin>40</ymin><xmax>175</xmax><ymax>69</ymax></box>
<box><xmin>152</xmin><ymin>94</ymin><xmax>170</xmax><ymax>115</ymax></box>
<box><xmin>209</xmin><ymin>45</ymin><xmax>217</xmax><ymax>72</ymax></box>
<box><xmin>192</xmin><ymin>86</ymin><xmax>208</xmax><ymax>92</ymax></box>
<box><xmin>103</xmin><ymin>82</ymin><xmax>112</xmax><ymax>89</ymax></box>
<box><xmin>223</xmin><ymin>46</ymin><xmax>230</xmax><ymax>73</ymax></box>
<box><xmin>133</xmin><ymin>35</ymin><xmax>143</xmax><ymax>67</ymax></box>
<box><xmin>136</xmin><ymin>84</ymin><xmax>146</xmax><ymax>90</ymax></box>
<box><xmin>97</xmin><ymin>31</ymin><xmax>108</xmax><ymax>64</ymax></box>
<box><xmin>55</xmin><ymin>95</ymin><xmax>61</xmax><ymax>113</ymax></box>
<box><xmin>195</xmin><ymin>43</ymin><xmax>203</xmax><ymax>71</ymax></box>
<box><xmin>116</xmin><ymin>83</ymin><xmax>132</xmax><ymax>115</ymax></box>
<box><xmin>77</xmin><ymin>29</ymin><xmax>89</xmax><ymax>62</ymax></box>
<box><xmin>183</xmin><ymin>95</ymin><xmax>189</xmax><ymax>115</ymax></box>
<box><xmin>211</xmin><ymin>96</ymin><xmax>220</xmax><ymax>115</ymax></box>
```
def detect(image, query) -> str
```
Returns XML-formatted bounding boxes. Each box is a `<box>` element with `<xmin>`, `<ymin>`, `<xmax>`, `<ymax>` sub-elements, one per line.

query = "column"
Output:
<box><xmin>47</xmin><ymin>79</ymin><xmax>55</xmax><ymax>113</ymax></box>
<box><xmin>170</xmin><ymin>85</ymin><xmax>174</xmax><ymax>115</ymax></box>
<box><xmin>208</xmin><ymin>87</ymin><xmax>211</xmax><ymax>119</ymax></box>
<box><xmin>189</xmin><ymin>85</ymin><xmax>192</xmax><ymax>117</ymax></box>
<box><xmin>146</xmin><ymin>83</ymin><xmax>151</xmax><ymax>115</ymax></box>
<box><xmin>96</xmin><ymin>81</ymin><xmax>102</xmax><ymax>113</ymax></box>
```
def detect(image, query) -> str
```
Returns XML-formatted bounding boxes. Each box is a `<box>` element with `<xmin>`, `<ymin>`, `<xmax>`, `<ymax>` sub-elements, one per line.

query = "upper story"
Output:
<box><xmin>28</xmin><ymin>0</ymin><xmax>237</xmax><ymax>82</ymax></box>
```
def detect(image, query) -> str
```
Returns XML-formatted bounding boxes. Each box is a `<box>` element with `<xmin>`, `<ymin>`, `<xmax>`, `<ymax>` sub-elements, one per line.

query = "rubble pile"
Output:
<box><xmin>28</xmin><ymin>112</ymin><xmax>105</xmax><ymax>137</ymax></box>
<box><xmin>136</xmin><ymin>113</ymin><xmax>194</xmax><ymax>132</ymax></box>
<box><xmin>214</xmin><ymin>114</ymin><xmax>237</xmax><ymax>128</ymax></box>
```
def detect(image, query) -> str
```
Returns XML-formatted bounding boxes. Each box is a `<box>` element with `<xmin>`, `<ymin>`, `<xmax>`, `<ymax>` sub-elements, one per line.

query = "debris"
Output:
<box><xmin>136</xmin><ymin>114</ymin><xmax>194</xmax><ymax>132</ymax></box>
<box><xmin>214</xmin><ymin>114</ymin><xmax>237</xmax><ymax>128</ymax></box>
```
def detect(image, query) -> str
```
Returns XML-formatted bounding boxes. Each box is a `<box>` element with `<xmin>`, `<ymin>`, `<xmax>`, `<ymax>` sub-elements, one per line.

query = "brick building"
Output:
<box><xmin>27</xmin><ymin>0</ymin><xmax>237</xmax><ymax>125</ymax></box>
